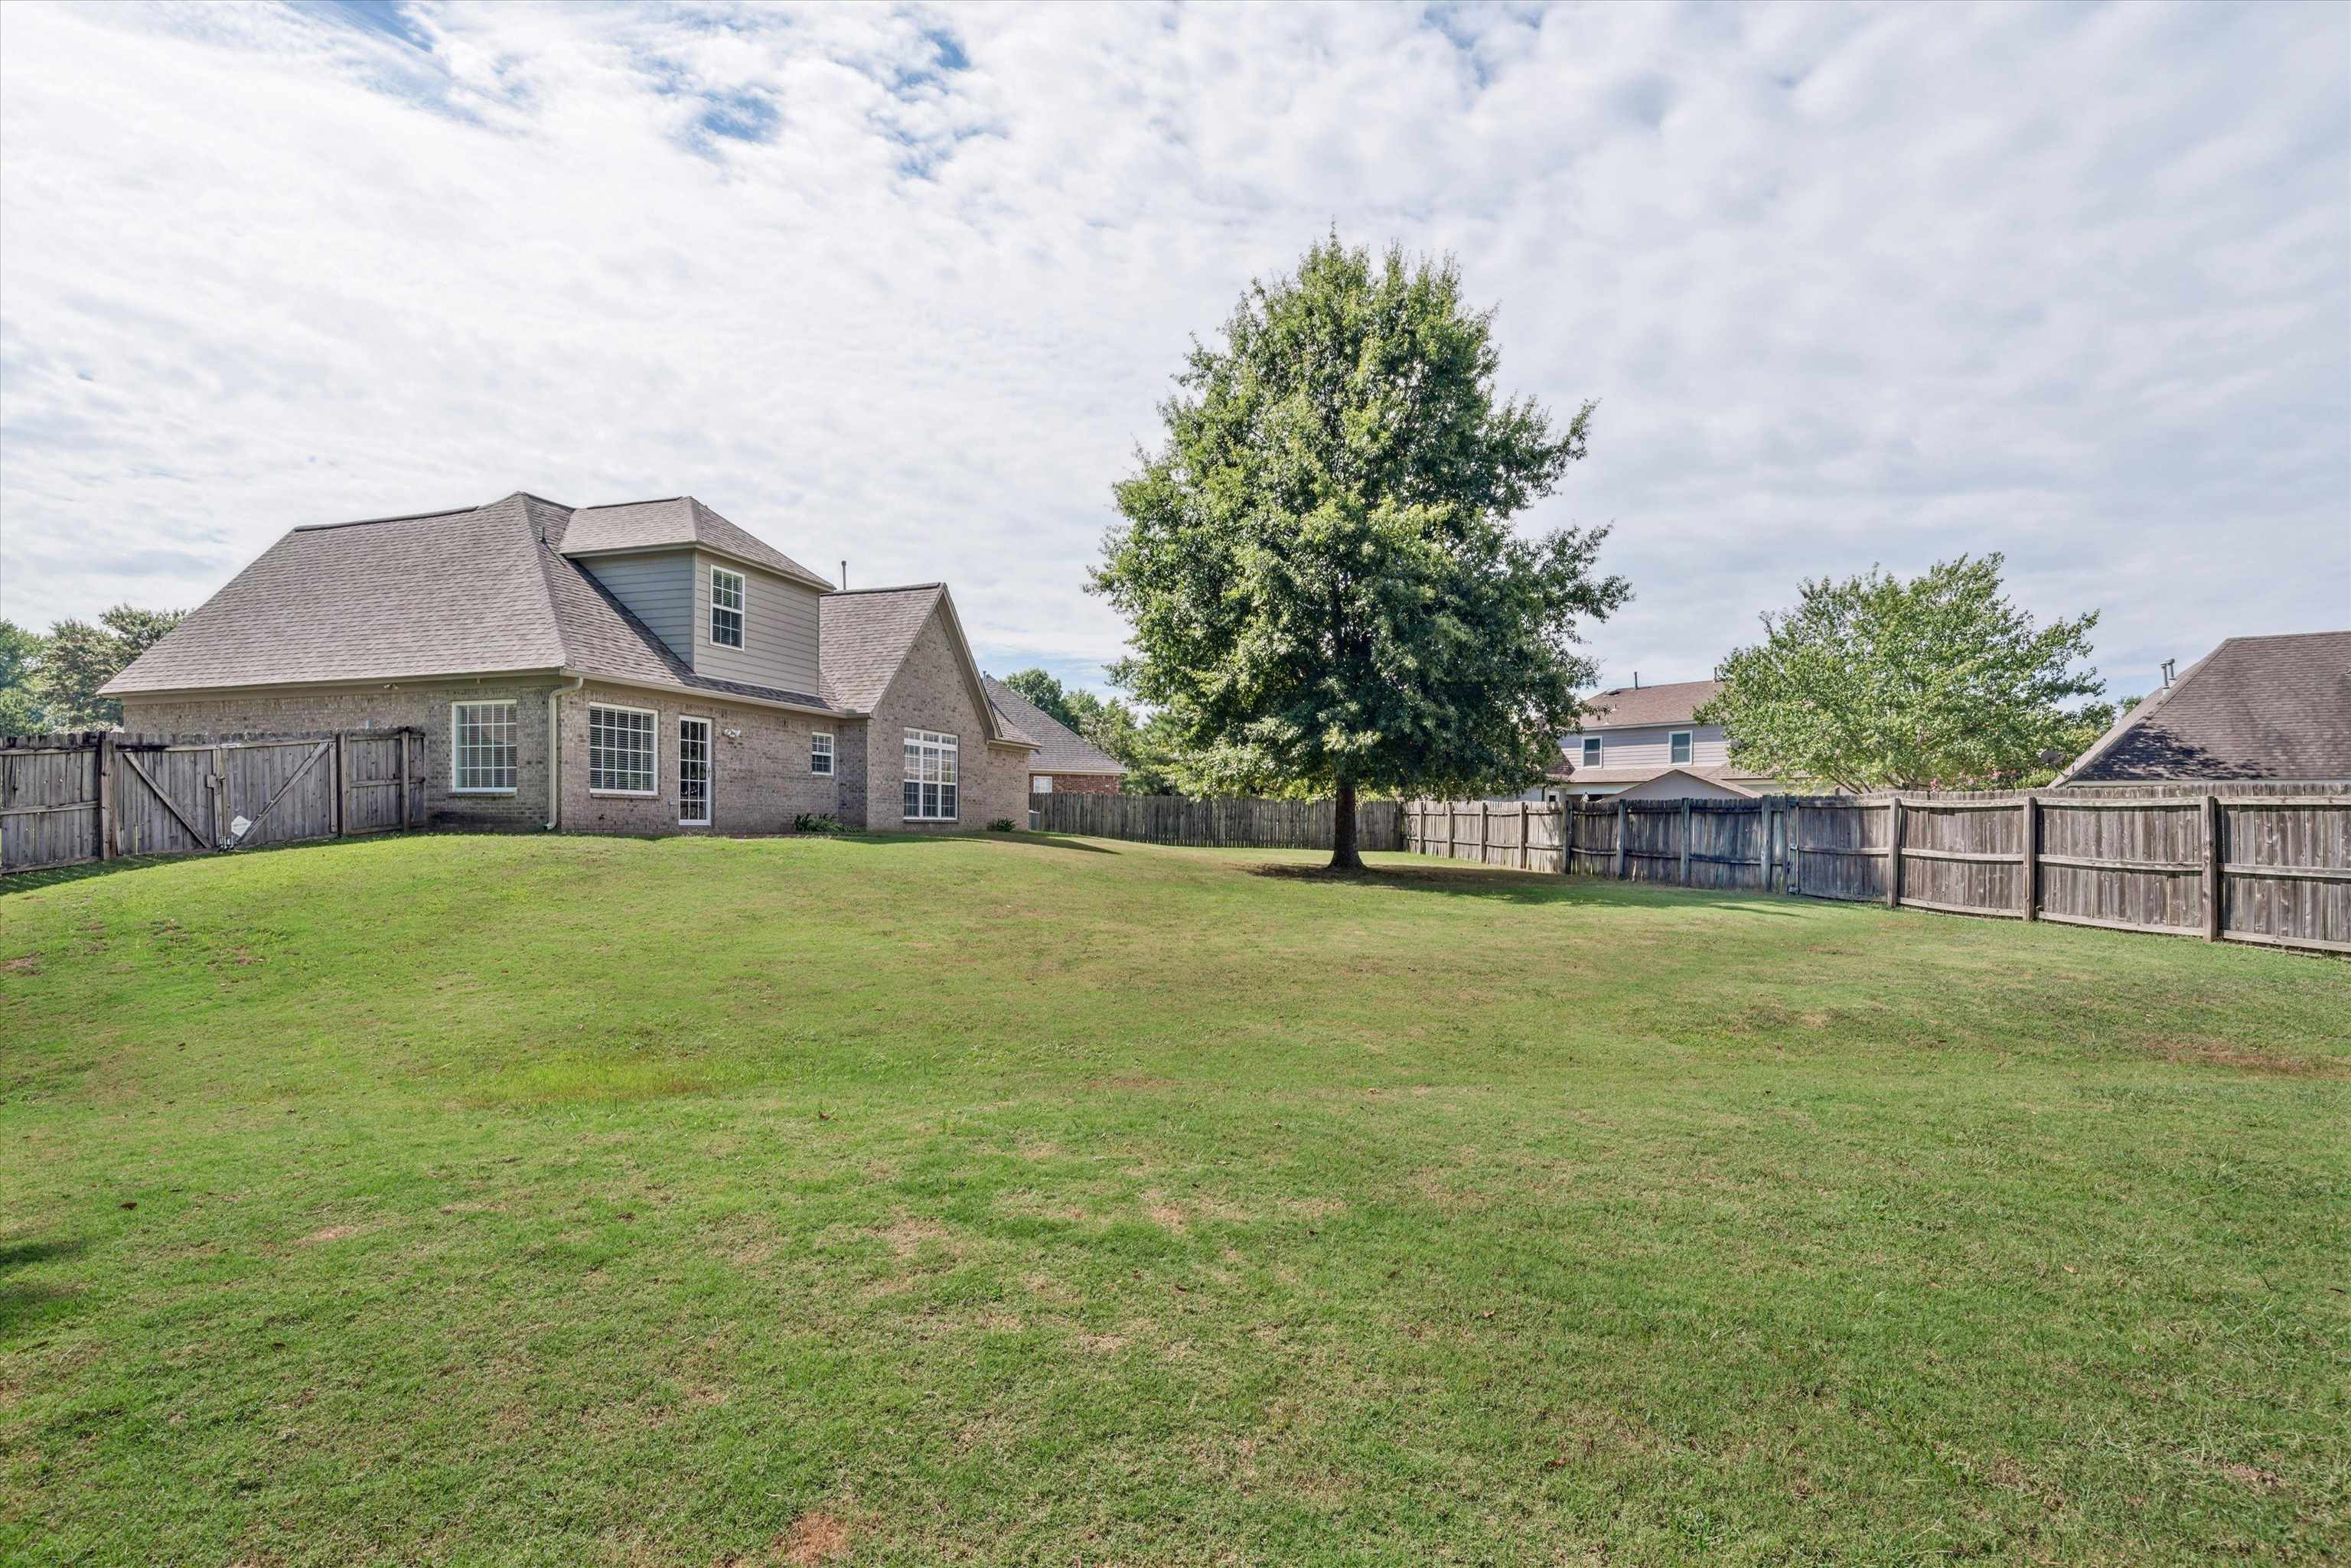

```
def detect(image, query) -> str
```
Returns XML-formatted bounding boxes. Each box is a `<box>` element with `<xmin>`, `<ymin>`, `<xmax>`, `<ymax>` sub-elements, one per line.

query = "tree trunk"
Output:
<box><xmin>1329</xmin><ymin>778</ymin><xmax>1363</xmax><ymax>872</ymax></box>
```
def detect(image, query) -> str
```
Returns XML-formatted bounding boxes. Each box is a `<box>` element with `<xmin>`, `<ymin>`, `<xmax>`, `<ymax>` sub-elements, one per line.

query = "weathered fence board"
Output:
<box><xmin>1030</xmin><ymin>791</ymin><xmax>1400</xmax><ymax>852</ymax></box>
<box><xmin>1402</xmin><ymin>784</ymin><xmax>2349</xmax><ymax>957</ymax></box>
<box><xmin>2</xmin><ymin>729</ymin><xmax>422</xmax><ymax>876</ymax></box>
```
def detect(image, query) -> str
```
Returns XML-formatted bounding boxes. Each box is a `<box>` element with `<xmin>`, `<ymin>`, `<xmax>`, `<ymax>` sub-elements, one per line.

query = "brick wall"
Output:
<box><xmin>122</xmin><ymin>680</ymin><xmax>556</xmax><ymax>830</ymax></box>
<box><xmin>1035</xmin><ymin>771</ymin><xmax>1122</xmax><ymax>796</ymax></box>
<box><xmin>559</xmin><ymin>682</ymin><xmax>846</xmax><ymax>836</ymax></box>
<box><xmin>862</xmin><ymin>605</ymin><xmax>1034</xmax><ymax>831</ymax></box>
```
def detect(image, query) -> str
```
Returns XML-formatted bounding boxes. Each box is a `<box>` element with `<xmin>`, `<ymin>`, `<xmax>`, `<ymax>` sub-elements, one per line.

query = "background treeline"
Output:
<box><xmin>0</xmin><ymin>606</ymin><xmax>184</xmax><ymax>735</ymax></box>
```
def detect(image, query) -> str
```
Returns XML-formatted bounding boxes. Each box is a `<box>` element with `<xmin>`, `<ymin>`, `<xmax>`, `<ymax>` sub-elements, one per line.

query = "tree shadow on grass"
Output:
<box><xmin>1245</xmin><ymin>860</ymin><xmax>1809</xmax><ymax>914</ymax></box>
<box><xmin>0</xmin><ymin>856</ymin><xmax>180</xmax><ymax>896</ymax></box>
<box><xmin>0</xmin><ymin>1235</ymin><xmax>89</xmax><ymax>1338</ymax></box>
<box><xmin>845</xmin><ymin>831</ymin><xmax>1120</xmax><ymax>854</ymax></box>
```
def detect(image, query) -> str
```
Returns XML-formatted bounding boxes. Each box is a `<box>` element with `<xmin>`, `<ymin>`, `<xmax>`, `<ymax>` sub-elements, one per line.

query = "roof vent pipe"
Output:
<box><xmin>2161</xmin><ymin>658</ymin><xmax>2176</xmax><ymax>688</ymax></box>
<box><xmin>840</xmin><ymin>560</ymin><xmax>848</xmax><ymax>590</ymax></box>
<box><xmin>1632</xmin><ymin>671</ymin><xmax>1639</xmax><ymax>689</ymax></box>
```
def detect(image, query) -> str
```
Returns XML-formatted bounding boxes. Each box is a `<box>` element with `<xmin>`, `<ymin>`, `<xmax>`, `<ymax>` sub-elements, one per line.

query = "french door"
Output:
<box><xmin>679</xmin><ymin>717</ymin><xmax>712</xmax><ymax>826</ymax></box>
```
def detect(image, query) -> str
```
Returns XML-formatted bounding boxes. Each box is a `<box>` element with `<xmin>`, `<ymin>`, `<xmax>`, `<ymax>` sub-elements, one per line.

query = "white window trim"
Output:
<box><xmin>1669</xmin><ymin>729</ymin><xmax>1694</xmax><ymax>765</ymax></box>
<box><xmin>449</xmin><ymin>699</ymin><xmax>519</xmax><ymax>794</ymax></box>
<box><xmin>677</xmin><ymin>716</ymin><xmax>712</xmax><ymax>826</ymax></box>
<box><xmin>809</xmin><ymin>731</ymin><xmax>834</xmax><ymax>776</ymax></box>
<box><xmin>587</xmin><ymin>702</ymin><xmax>661</xmax><ymax>797</ymax></box>
<box><xmin>1579</xmin><ymin>735</ymin><xmax>1603</xmax><ymax>767</ymax></box>
<box><xmin>709</xmin><ymin>566</ymin><xmax>746</xmax><ymax>650</ymax></box>
<box><xmin>902</xmin><ymin>727</ymin><xmax>960</xmax><ymax>822</ymax></box>
<box><xmin>1033</xmin><ymin>774</ymin><xmax>1053</xmax><ymax>794</ymax></box>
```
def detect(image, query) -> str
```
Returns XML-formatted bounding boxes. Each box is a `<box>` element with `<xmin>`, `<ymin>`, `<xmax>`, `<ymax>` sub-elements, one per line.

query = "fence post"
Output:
<box><xmin>1885</xmin><ymin>798</ymin><xmax>1903</xmax><ymax>909</ymax></box>
<box><xmin>1479</xmin><ymin>800</ymin><xmax>1489</xmax><ymax>867</ymax></box>
<box><xmin>1518</xmin><ymin>800</ymin><xmax>1529</xmax><ymax>869</ymax></box>
<box><xmin>210</xmin><ymin>743</ymin><xmax>227</xmax><ymax>849</ymax></box>
<box><xmin>95</xmin><ymin>730</ymin><xmax>113</xmax><ymax>862</ymax></box>
<box><xmin>1615</xmin><ymin>798</ymin><xmax>1628</xmax><ymax>879</ymax></box>
<box><xmin>2201</xmin><ymin>794</ymin><xmax>2222</xmax><ymax>940</ymax></box>
<box><xmin>398</xmin><ymin>732</ymin><xmax>411</xmax><ymax>830</ymax></box>
<box><xmin>1678</xmin><ymin>798</ymin><xmax>1691</xmax><ymax>885</ymax></box>
<box><xmin>2020</xmin><ymin>796</ymin><xmax>2037</xmax><ymax>921</ymax></box>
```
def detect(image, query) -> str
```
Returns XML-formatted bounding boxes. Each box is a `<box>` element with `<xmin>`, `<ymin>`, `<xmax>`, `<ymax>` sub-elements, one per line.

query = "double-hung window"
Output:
<box><xmin>451</xmin><ymin>700</ymin><xmax>517</xmax><ymax>792</ymax></box>
<box><xmin>1579</xmin><ymin>735</ymin><xmax>1602</xmax><ymax>768</ymax></box>
<box><xmin>810</xmin><ymin>732</ymin><xmax>834</xmax><ymax>776</ymax></box>
<box><xmin>1669</xmin><ymin>730</ymin><xmax>1693</xmax><ymax>765</ymax></box>
<box><xmin>589</xmin><ymin>704</ymin><xmax>657</xmax><ymax>794</ymax></box>
<box><xmin>902</xmin><ymin>729</ymin><xmax>958</xmax><ymax>820</ymax></box>
<box><xmin>709</xmin><ymin>566</ymin><xmax>745</xmax><ymax>649</ymax></box>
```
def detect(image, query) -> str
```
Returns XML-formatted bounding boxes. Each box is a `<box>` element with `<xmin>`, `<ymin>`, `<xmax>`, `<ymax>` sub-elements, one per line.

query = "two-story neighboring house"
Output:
<box><xmin>1540</xmin><ymin>678</ymin><xmax>1778</xmax><ymax>803</ymax></box>
<box><xmin>99</xmin><ymin>491</ymin><xmax>1039</xmax><ymax>836</ymax></box>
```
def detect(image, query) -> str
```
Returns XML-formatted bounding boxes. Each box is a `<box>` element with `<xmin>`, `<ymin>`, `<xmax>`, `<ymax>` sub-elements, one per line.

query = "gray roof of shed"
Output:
<box><xmin>559</xmin><ymin>497</ymin><xmax>836</xmax><ymax>591</ymax></box>
<box><xmin>103</xmin><ymin>491</ymin><xmax>836</xmax><ymax>711</ymax></box>
<box><xmin>980</xmin><ymin>677</ymin><xmax>1125</xmax><ymax>774</ymax></box>
<box><xmin>2060</xmin><ymin>631</ymin><xmax>2351</xmax><ymax>782</ymax></box>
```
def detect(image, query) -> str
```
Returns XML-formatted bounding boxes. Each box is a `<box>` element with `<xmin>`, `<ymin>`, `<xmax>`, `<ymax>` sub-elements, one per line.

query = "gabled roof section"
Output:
<box><xmin>819</xmin><ymin>585</ymin><xmax>1033</xmax><ymax>746</ymax></box>
<box><xmin>104</xmin><ymin>491</ymin><xmax>841</xmax><ymax>712</ymax></box>
<box><xmin>558</xmin><ymin>497</ymin><xmax>835</xmax><ymax>592</ymax></box>
<box><xmin>981</xmin><ymin>676</ymin><xmax>1124</xmax><ymax>774</ymax></box>
<box><xmin>2060</xmin><ymin>631</ymin><xmax>2351</xmax><ymax>783</ymax></box>
<box><xmin>1579</xmin><ymin>678</ymin><xmax>1722</xmax><ymax>730</ymax></box>
<box><xmin>103</xmin><ymin>493</ymin><xmax>570</xmax><ymax>694</ymax></box>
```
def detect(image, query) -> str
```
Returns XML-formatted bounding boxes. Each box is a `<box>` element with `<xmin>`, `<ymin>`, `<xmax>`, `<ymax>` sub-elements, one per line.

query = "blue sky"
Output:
<box><xmin>1</xmin><ymin>1</ymin><xmax>2344</xmax><ymax>703</ymax></box>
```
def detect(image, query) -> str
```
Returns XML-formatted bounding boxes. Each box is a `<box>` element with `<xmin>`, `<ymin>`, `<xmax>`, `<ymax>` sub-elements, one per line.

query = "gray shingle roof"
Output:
<box><xmin>980</xmin><ymin>676</ymin><xmax>1124</xmax><ymax>774</ymax></box>
<box><xmin>1580</xmin><ymin>679</ymin><xmax>1722</xmax><ymax>729</ymax></box>
<box><xmin>103</xmin><ymin>492</ymin><xmax>838</xmax><ymax>712</ymax></box>
<box><xmin>816</xmin><ymin>585</ymin><xmax>1034</xmax><ymax>746</ymax></box>
<box><xmin>2062</xmin><ymin>631</ymin><xmax>2351</xmax><ymax>783</ymax></box>
<box><xmin>558</xmin><ymin>497</ymin><xmax>836</xmax><ymax>592</ymax></box>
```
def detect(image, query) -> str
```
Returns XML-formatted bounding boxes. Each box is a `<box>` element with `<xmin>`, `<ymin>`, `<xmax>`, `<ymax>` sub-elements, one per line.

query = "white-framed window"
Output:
<box><xmin>678</xmin><ymin>716</ymin><xmax>712</xmax><ymax>826</ymax></box>
<box><xmin>1669</xmin><ymin>730</ymin><xmax>1693</xmax><ymax>765</ymax></box>
<box><xmin>589</xmin><ymin>704</ymin><xmax>658</xmax><ymax>794</ymax></box>
<box><xmin>1033</xmin><ymin>774</ymin><xmax>1053</xmax><ymax>794</ymax></box>
<box><xmin>1580</xmin><ymin>735</ymin><xmax>1602</xmax><ymax>767</ymax></box>
<box><xmin>451</xmin><ymin>700</ymin><xmax>518</xmax><ymax>793</ymax></box>
<box><xmin>810</xmin><ymin>732</ymin><xmax>833</xmax><ymax>776</ymax></box>
<box><xmin>902</xmin><ymin>729</ymin><xmax>958</xmax><ymax>820</ymax></box>
<box><xmin>709</xmin><ymin>566</ymin><xmax>745</xmax><ymax>649</ymax></box>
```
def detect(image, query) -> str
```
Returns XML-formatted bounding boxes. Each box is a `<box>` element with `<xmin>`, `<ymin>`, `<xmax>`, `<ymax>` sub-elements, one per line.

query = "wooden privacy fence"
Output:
<box><xmin>1</xmin><ymin>729</ymin><xmax>426</xmax><ymax>877</ymax></box>
<box><xmin>1030</xmin><ymin>791</ymin><xmax>1403</xmax><ymax>851</ymax></box>
<box><xmin>1404</xmin><ymin>785</ymin><xmax>2350</xmax><ymax>956</ymax></box>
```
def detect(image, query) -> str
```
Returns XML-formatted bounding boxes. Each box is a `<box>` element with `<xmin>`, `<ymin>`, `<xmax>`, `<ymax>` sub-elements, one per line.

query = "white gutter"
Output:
<box><xmin>546</xmin><ymin>674</ymin><xmax>585</xmax><ymax>830</ymax></box>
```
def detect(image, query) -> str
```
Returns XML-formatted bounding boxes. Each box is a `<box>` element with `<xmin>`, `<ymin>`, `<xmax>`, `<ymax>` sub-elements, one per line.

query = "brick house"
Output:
<box><xmin>979</xmin><ymin>676</ymin><xmax>1127</xmax><ymax>795</ymax></box>
<box><xmin>100</xmin><ymin>491</ymin><xmax>1040</xmax><ymax>834</ymax></box>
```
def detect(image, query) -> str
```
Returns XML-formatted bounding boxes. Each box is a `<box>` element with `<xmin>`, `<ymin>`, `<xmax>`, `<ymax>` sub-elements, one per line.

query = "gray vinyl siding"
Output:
<box><xmin>580</xmin><ymin>551</ymin><xmax>696</xmax><ymax>661</ymax></box>
<box><xmin>1579</xmin><ymin>724</ymin><xmax>1732</xmax><ymax>771</ymax></box>
<box><xmin>693</xmin><ymin>553</ymin><xmax>822</xmax><ymax>693</ymax></box>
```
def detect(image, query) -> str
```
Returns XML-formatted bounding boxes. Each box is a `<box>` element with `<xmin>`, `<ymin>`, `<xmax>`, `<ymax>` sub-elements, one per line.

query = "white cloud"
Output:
<box><xmin>1</xmin><ymin>0</ymin><xmax>2343</xmax><ymax>700</ymax></box>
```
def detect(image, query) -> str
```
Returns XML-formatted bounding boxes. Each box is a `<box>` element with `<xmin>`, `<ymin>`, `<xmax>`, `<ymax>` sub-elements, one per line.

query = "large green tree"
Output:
<box><xmin>1694</xmin><ymin>556</ymin><xmax>2102</xmax><ymax>792</ymax></box>
<box><xmin>34</xmin><ymin>605</ymin><xmax>184</xmax><ymax>729</ymax></box>
<box><xmin>0</xmin><ymin>619</ymin><xmax>48</xmax><ymax>735</ymax></box>
<box><xmin>1093</xmin><ymin>236</ymin><xmax>1627</xmax><ymax>869</ymax></box>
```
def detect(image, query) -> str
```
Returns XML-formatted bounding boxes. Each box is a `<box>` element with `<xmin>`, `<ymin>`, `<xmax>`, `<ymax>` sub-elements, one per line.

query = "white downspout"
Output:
<box><xmin>546</xmin><ymin>673</ymin><xmax>585</xmax><ymax>830</ymax></box>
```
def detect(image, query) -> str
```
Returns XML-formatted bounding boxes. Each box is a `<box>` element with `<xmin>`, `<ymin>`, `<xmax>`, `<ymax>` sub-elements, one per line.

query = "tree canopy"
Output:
<box><xmin>0</xmin><ymin>605</ymin><xmax>185</xmax><ymax>733</ymax></box>
<box><xmin>1694</xmin><ymin>556</ymin><xmax>2103</xmax><ymax>792</ymax></box>
<box><xmin>1092</xmin><ymin>236</ymin><xmax>1626</xmax><ymax>866</ymax></box>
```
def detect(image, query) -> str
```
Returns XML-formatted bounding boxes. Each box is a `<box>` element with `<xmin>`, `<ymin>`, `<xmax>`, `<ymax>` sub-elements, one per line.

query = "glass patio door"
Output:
<box><xmin>679</xmin><ymin>717</ymin><xmax>712</xmax><ymax>826</ymax></box>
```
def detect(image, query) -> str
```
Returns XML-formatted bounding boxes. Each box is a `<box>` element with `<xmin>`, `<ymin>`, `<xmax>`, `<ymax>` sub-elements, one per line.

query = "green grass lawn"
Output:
<box><xmin>2</xmin><ymin>832</ymin><xmax>2344</xmax><ymax>1566</ymax></box>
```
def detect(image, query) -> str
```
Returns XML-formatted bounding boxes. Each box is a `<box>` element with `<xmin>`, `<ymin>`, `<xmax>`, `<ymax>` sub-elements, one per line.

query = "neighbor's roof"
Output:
<box><xmin>817</xmin><ymin>585</ymin><xmax>1034</xmax><ymax>747</ymax></box>
<box><xmin>103</xmin><ymin>491</ymin><xmax>835</xmax><ymax>710</ymax></box>
<box><xmin>559</xmin><ymin>497</ymin><xmax>836</xmax><ymax>591</ymax></box>
<box><xmin>1579</xmin><ymin>678</ymin><xmax>1722</xmax><ymax>729</ymax></box>
<box><xmin>1547</xmin><ymin>763</ymin><xmax>1769</xmax><ymax>793</ymax></box>
<box><xmin>980</xmin><ymin>676</ymin><xmax>1125</xmax><ymax>775</ymax></box>
<box><xmin>2060</xmin><ymin>631</ymin><xmax>2351</xmax><ymax>783</ymax></box>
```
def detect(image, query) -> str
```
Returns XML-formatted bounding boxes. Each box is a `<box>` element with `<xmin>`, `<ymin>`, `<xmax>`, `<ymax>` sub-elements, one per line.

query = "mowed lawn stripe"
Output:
<box><xmin>2</xmin><ymin>832</ymin><xmax>2344</xmax><ymax>1566</ymax></box>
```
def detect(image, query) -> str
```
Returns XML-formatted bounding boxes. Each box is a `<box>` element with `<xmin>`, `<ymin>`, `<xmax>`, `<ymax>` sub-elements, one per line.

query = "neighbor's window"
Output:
<box><xmin>1034</xmin><ymin>775</ymin><xmax>1053</xmax><ymax>794</ymax></box>
<box><xmin>709</xmin><ymin>566</ymin><xmax>745</xmax><ymax>649</ymax></box>
<box><xmin>810</xmin><ymin>732</ymin><xmax>834</xmax><ymax>775</ymax></box>
<box><xmin>1670</xmin><ymin>730</ymin><xmax>1692</xmax><ymax>765</ymax></box>
<box><xmin>1580</xmin><ymin>735</ymin><xmax>1602</xmax><ymax>767</ymax></box>
<box><xmin>589</xmin><ymin>704</ymin><xmax>657</xmax><ymax>794</ymax></box>
<box><xmin>902</xmin><ymin>729</ymin><xmax>958</xmax><ymax>820</ymax></box>
<box><xmin>452</xmin><ymin>700</ymin><xmax>517</xmax><ymax>792</ymax></box>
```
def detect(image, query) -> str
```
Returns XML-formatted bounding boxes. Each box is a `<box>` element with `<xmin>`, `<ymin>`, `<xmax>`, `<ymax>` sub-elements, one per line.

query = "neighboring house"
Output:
<box><xmin>980</xmin><ymin>676</ymin><xmax>1127</xmax><ymax>794</ymax></box>
<box><xmin>1531</xmin><ymin>678</ymin><xmax>1779</xmax><ymax>803</ymax></box>
<box><xmin>2057</xmin><ymin>631</ymin><xmax>2351</xmax><ymax>786</ymax></box>
<box><xmin>99</xmin><ymin>491</ymin><xmax>1040</xmax><ymax>834</ymax></box>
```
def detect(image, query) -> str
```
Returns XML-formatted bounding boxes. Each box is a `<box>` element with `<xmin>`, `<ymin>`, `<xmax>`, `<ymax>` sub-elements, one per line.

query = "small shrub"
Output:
<box><xmin>988</xmin><ymin>818</ymin><xmax>1016</xmax><ymax>833</ymax></box>
<box><xmin>793</xmin><ymin>813</ymin><xmax>845</xmax><ymax>834</ymax></box>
